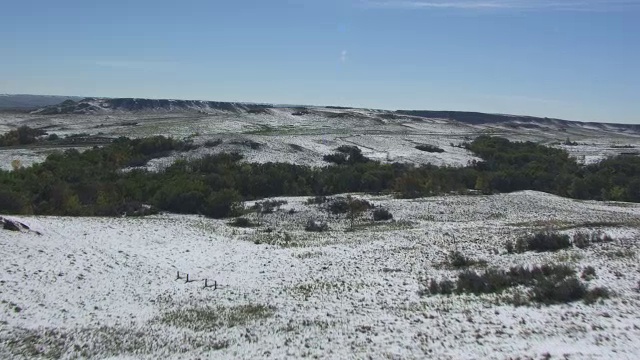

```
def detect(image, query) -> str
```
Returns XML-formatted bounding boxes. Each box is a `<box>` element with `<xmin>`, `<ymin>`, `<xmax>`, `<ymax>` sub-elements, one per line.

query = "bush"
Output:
<box><xmin>415</xmin><ymin>144</ymin><xmax>445</xmax><ymax>153</ymax></box>
<box><xmin>229</xmin><ymin>217</ymin><xmax>255</xmax><ymax>228</ymax></box>
<box><xmin>584</xmin><ymin>287</ymin><xmax>610</xmax><ymax>304</ymax></box>
<box><xmin>455</xmin><ymin>268</ymin><xmax>512</xmax><ymax>294</ymax></box>
<box><xmin>505</xmin><ymin>240</ymin><xmax>514</xmax><ymax>254</ymax></box>
<box><xmin>328</xmin><ymin>197</ymin><xmax>373</xmax><ymax>215</ymax></box>
<box><xmin>202</xmin><ymin>189</ymin><xmax>243</xmax><ymax>219</ymax></box>
<box><xmin>327</xmin><ymin>198</ymin><xmax>350</xmax><ymax>214</ymax></box>
<box><xmin>573</xmin><ymin>231</ymin><xmax>614</xmax><ymax>248</ymax></box>
<box><xmin>518</xmin><ymin>232</ymin><xmax>571</xmax><ymax>252</ymax></box>
<box><xmin>428</xmin><ymin>264</ymin><xmax>575</xmax><ymax>296</ymax></box>
<box><xmin>530</xmin><ymin>277</ymin><xmax>587</xmax><ymax>304</ymax></box>
<box><xmin>323</xmin><ymin>146</ymin><xmax>369</xmax><ymax>165</ymax></box>
<box><xmin>427</xmin><ymin>279</ymin><xmax>454</xmax><ymax>295</ymax></box>
<box><xmin>372</xmin><ymin>208</ymin><xmax>393</xmax><ymax>221</ymax></box>
<box><xmin>204</xmin><ymin>139</ymin><xmax>223</xmax><ymax>148</ymax></box>
<box><xmin>323</xmin><ymin>153</ymin><xmax>348</xmax><ymax>165</ymax></box>
<box><xmin>306</xmin><ymin>196</ymin><xmax>328</xmax><ymax>205</ymax></box>
<box><xmin>573</xmin><ymin>232</ymin><xmax>591</xmax><ymax>249</ymax></box>
<box><xmin>424</xmin><ymin>263</ymin><xmax>607</xmax><ymax>305</ymax></box>
<box><xmin>448</xmin><ymin>251</ymin><xmax>478</xmax><ymax>269</ymax></box>
<box><xmin>305</xmin><ymin>219</ymin><xmax>329</xmax><ymax>232</ymax></box>
<box><xmin>581</xmin><ymin>266</ymin><xmax>597</xmax><ymax>280</ymax></box>
<box><xmin>252</xmin><ymin>200</ymin><xmax>287</xmax><ymax>214</ymax></box>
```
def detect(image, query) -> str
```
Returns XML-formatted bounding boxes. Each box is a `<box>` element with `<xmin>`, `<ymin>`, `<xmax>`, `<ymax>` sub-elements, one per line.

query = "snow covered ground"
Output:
<box><xmin>2</xmin><ymin>191</ymin><xmax>639</xmax><ymax>359</ymax></box>
<box><xmin>3</xmin><ymin>106</ymin><xmax>640</xmax><ymax>171</ymax></box>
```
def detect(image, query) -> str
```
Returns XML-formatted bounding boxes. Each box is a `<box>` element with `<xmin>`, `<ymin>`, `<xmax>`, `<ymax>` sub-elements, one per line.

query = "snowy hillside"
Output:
<box><xmin>2</xmin><ymin>97</ymin><xmax>640</xmax><ymax>172</ymax></box>
<box><xmin>2</xmin><ymin>191</ymin><xmax>639</xmax><ymax>359</ymax></box>
<box><xmin>31</xmin><ymin>98</ymin><xmax>273</xmax><ymax>115</ymax></box>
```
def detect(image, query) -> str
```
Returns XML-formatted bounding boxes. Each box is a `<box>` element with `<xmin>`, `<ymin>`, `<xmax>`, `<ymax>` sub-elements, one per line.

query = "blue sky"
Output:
<box><xmin>1</xmin><ymin>0</ymin><xmax>639</xmax><ymax>123</ymax></box>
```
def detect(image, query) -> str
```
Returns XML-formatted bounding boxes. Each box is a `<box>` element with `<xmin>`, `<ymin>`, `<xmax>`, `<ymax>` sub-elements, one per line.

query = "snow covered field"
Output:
<box><xmin>2</xmin><ymin>106</ymin><xmax>640</xmax><ymax>171</ymax></box>
<box><xmin>2</xmin><ymin>191</ymin><xmax>640</xmax><ymax>359</ymax></box>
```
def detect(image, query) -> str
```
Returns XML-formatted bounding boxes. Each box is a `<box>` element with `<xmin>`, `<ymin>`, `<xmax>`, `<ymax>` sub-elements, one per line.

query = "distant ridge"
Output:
<box><xmin>396</xmin><ymin>110</ymin><xmax>640</xmax><ymax>132</ymax></box>
<box><xmin>0</xmin><ymin>94</ymin><xmax>83</xmax><ymax>110</ymax></box>
<box><xmin>13</xmin><ymin>95</ymin><xmax>638</xmax><ymax>132</ymax></box>
<box><xmin>32</xmin><ymin>97</ymin><xmax>274</xmax><ymax>115</ymax></box>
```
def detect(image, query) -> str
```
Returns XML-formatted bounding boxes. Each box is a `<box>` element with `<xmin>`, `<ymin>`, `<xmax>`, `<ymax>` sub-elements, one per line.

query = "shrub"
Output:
<box><xmin>204</xmin><ymin>139</ymin><xmax>223</xmax><ymax>148</ymax></box>
<box><xmin>202</xmin><ymin>189</ymin><xmax>243</xmax><ymax>219</ymax></box>
<box><xmin>448</xmin><ymin>251</ymin><xmax>479</xmax><ymax>269</ymax></box>
<box><xmin>415</xmin><ymin>144</ymin><xmax>445</xmax><ymax>153</ymax></box>
<box><xmin>519</xmin><ymin>232</ymin><xmax>571</xmax><ymax>252</ymax></box>
<box><xmin>424</xmin><ymin>263</ymin><xmax>607</xmax><ymax>305</ymax></box>
<box><xmin>590</xmin><ymin>231</ymin><xmax>614</xmax><ymax>244</ymax></box>
<box><xmin>373</xmin><ymin>208</ymin><xmax>393</xmax><ymax>221</ymax></box>
<box><xmin>305</xmin><ymin>219</ymin><xmax>329</xmax><ymax>232</ymax></box>
<box><xmin>327</xmin><ymin>198</ymin><xmax>349</xmax><ymax>214</ymax></box>
<box><xmin>581</xmin><ymin>266</ymin><xmax>597</xmax><ymax>280</ymax></box>
<box><xmin>427</xmin><ymin>264</ymin><xmax>576</xmax><ymax>296</ymax></box>
<box><xmin>530</xmin><ymin>277</ymin><xmax>587</xmax><ymax>304</ymax></box>
<box><xmin>456</xmin><ymin>268</ymin><xmax>513</xmax><ymax>294</ymax></box>
<box><xmin>252</xmin><ymin>199</ymin><xmax>287</xmax><ymax>214</ymax></box>
<box><xmin>328</xmin><ymin>197</ymin><xmax>373</xmax><ymax>215</ymax></box>
<box><xmin>323</xmin><ymin>153</ymin><xmax>348</xmax><ymax>165</ymax></box>
<box><xmin>229</xmin><ymin>217</ymin><xmax>255</xmax><ymax>228</ymax></box>
<box><xmin>230</xmin><ymin>139</ymin><xmax>262</xmax><ymax>150</ymax></box>
<box><xmin>427</xmin><ymin>279</ymin><xmax>454</xmax><ymax>295</ymax></box>
<box><xmin>573</xmin><ymin>232</ymin><xmax>591</xmax><ymax>249</ymax></box>
<box><xmin>505</xmin><ymin>240</ymin><xmax>514</xmax><ymax>254</ymax></box>
<box><xmin>306</xmin><ymin>196</ymin><xmax>328</xmax><ymax>205</ymax></box>
<box><xmin>584</xmin><ymin>287</ymin><xmax>610</xmax><ymax>304</ymax></box>
<box><xmin>573</xmin><ymin>231</ymin><xmax>614</xmax><ymax>247</ymax></box>
<box><xmin>323</xmin><ymin>146</ymin><xmax>369</xmax><ymax>165</ymax></box>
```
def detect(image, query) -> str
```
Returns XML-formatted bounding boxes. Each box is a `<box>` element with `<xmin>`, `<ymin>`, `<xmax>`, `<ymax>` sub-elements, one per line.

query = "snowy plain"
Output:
<box><xmin>2</xmin><ymin>191</ymin><xmax>640</xmax><ymax>359</ymax></box>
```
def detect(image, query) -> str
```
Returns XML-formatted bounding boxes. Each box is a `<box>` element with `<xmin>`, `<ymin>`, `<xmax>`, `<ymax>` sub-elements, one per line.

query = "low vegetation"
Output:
<box><xmin>159</xmin><ymin>304</ymin><xmax>275</xmax><ymax>331</ymax></box>
<box><xmin>251</xmin><ymin>199</ymin><xmax>287</xmax><ymax>214</ymax></box>
<box><xmin>514</xmin><ymin>232</ymin><xmax>571</xmax><ymax>253</ymax></box>
<box><xmin>446</xmin><ymin>251</ymin><xmax>487</xmax><ymax>269</ymax></box>
<box><xmin>415</xmin><ymin>144</ymin><xmax>445</xmax><ymax>153</ymax></box>
<box><xmin>424</xmin><ymin>264</ymin><xmax>610</xmax><ymax>305</ymax></box>
<box><xmin>305</xmin><ymin>219</ymin><xmax>329</xmax><ymax>232</ymax></box>
<box><xmin>228</xmin><ymin>217</ymin><xmax>256</xmax><ymax>228</ymax></box>
<box><xmin>372</xmin><ymin>208</ymin><xmax>393</xmax><ymax>221</ymax></box>
<box><xmin>506</xmin><ymin>231</ymin><xmax>614</xmax><ymax>253</ymax></box>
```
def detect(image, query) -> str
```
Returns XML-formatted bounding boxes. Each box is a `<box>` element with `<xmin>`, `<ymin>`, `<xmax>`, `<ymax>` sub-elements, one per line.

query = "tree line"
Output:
<box><xmin>1</xmin><ymin>132</ymin><xmax>639</xmax><ymax>218</ymax></box>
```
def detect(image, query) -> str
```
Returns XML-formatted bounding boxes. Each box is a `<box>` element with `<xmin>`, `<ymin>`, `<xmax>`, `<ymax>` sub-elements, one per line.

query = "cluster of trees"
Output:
<box><xmin>0</xmin><ymin>126</ymin><xmax>47</xmax><ymax>147</ymax></box>
<box><xmin>1</xmin><ymin>132</ymin><xmax>639</xmax><ymax>218</ymax></box>
<box><xmin>323</xmin><ymin>145</ymin><xmax>370</xmax><ymax>165</ymax></box>
<box><xmin>467</xmin><ymin>135</ymin><xmax>640</xmax><ymax>202</ymax></box>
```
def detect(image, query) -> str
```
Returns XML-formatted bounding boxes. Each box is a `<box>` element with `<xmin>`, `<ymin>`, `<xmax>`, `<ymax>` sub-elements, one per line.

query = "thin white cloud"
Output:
<box><xmin>95</xmin><ymin>60</ymin><xmax>177</xmax><ymax>70</ymax></box>
<box><xmin>361</xmin><ymin>0</ymin><xmax>640</xmax><ymax>11</ymax></box>
<box><xmin>340</xmin><ymin>50</ymin><xmax>348</xmax><ymax>63</ymax></box>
